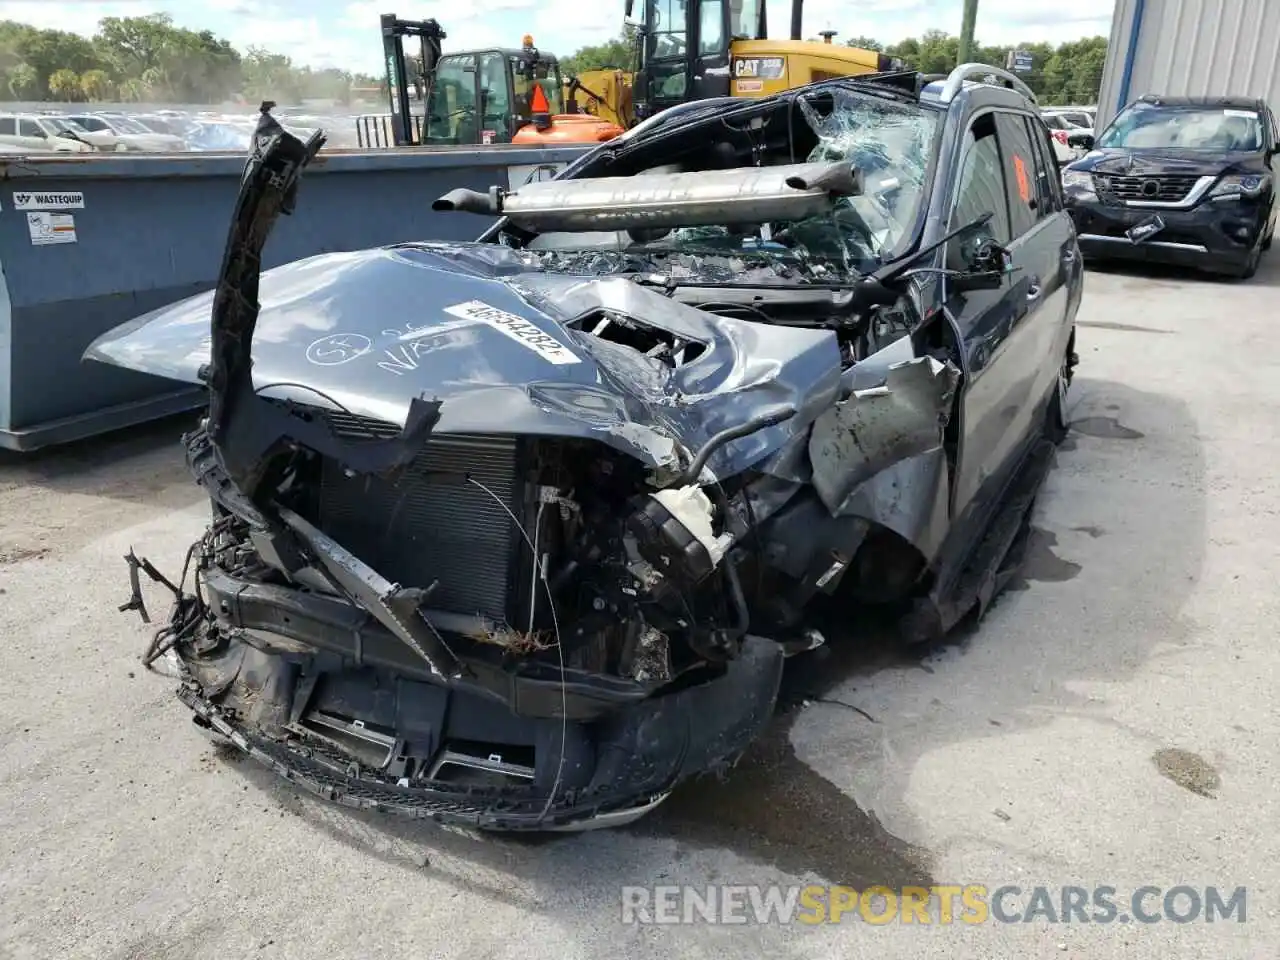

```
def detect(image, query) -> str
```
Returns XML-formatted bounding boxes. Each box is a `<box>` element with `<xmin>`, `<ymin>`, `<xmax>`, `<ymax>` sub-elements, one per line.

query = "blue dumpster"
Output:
<box><xmin>0</xmin><ymin>144</ymin><xmax>591</xmax><ymax>451</ymax></box>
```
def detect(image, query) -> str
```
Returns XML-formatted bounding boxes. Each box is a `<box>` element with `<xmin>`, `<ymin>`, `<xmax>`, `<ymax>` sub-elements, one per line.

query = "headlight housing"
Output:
<box><xmin>1209</xmin><ymin>173</ymin><xmax>1271</xmax><ymax>199</ymax></box>
<box><xmin>1060</xmin><ymin>169</ymin><xmax>1096</xmax><ymax>200</ymax></box>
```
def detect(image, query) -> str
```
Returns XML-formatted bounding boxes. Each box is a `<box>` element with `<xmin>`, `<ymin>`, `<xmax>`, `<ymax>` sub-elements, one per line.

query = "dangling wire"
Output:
<box><xmin>465</xmin><ymin>475</ymin><xmax>567</xmax><ymax>826</ymax></box>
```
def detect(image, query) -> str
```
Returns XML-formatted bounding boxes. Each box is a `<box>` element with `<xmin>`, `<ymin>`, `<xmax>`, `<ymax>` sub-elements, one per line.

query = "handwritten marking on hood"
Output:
<box><xmin>306</xmin><ymin>333</ymin><xmax>372</xmax><ymax>365</ymax></box>
<box><xmin>443</xmin><ymin>300</ymin><xmax>582</xmax><ymax>366</ymax></box>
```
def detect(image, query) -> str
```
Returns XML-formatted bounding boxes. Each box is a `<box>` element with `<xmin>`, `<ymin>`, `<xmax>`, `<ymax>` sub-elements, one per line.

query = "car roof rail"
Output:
<box><xmin>938</xmin><ymin>62</ymin><xmax>1037</xmax><ymax>105</ymax></box>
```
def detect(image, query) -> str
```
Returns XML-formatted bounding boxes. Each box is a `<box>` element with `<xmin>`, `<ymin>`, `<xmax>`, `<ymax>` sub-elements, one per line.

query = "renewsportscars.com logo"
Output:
<box><xmin>620</xmin><ymin>884</ymin><xmax>1248</xmax><ymax>925</ymax></box>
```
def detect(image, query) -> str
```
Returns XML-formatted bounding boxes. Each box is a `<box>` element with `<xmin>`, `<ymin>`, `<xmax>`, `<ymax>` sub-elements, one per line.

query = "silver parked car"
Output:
<box><xmin>61</xmin><ymin>113</ymin><xmax>187</xmax><ymax>152</ymax></box>
<box><xmin>0</xmin><ymin>114</ymin><xmax>96</xmax><ymax>153</ymax></box>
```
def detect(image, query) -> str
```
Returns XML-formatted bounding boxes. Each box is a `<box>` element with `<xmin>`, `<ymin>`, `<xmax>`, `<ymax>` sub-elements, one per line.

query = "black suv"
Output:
<box><xmin>1063</xmin><ymin>95</ymin><xmax>1278</xmax><ymax>278</ymax></box>
<box><xmin>85</xmin><ymin>66</ymin><xmax>1081</xmax><ymax>831</ymax></box>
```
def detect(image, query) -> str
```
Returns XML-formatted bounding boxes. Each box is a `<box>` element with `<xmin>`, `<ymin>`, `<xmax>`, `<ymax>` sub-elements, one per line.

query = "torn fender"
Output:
<box><xmin>809</xmin><ymin>355</ymin><xmax>960</xmax><ymax>557</ymax></box>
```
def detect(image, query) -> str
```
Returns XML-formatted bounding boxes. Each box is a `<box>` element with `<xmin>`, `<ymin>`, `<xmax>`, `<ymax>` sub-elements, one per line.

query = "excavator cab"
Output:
<box><xmin>628</xmin><ymin>0</ymin><xmax>905</xmax><ymax>118</ymax></box>
<box><xmin>630</xmin><ymin>0</ymin><xmax>766</xmax><ymax>118</ymax></box>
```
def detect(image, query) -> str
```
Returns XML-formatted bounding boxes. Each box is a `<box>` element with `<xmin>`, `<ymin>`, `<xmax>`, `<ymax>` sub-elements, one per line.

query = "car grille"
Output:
<box><xmin>313</xmin><ymin>412</ymin><xmax>524</xmax><ymax>624</ymax></box>
<box><xmin>1094</xmin><ymin>174</ymin><xmax>1201</xmax><ymax>205</ymax></box>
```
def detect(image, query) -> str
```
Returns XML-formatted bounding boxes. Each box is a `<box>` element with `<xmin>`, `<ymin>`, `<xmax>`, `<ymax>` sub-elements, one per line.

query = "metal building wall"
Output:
<box><xmin>1096</xmin><ymin>0</ymin><xmax>1280</xmax><ymax>130</ymax></box>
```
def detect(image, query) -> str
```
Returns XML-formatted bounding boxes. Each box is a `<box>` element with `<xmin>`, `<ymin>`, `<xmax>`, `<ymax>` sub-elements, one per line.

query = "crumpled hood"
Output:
<box><xmin>1073</xmin><ymin>147</ymin><xmax>1265</xmax><ymax>176</ymax></box>
<box><xmin>85</xmin><ymin>241</ymin><xmax>843</xmax><ymax>477</ymax></box>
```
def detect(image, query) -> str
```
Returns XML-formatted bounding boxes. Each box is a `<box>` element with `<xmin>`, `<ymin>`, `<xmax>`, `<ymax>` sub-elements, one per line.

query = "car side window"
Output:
<box><xmin>951</xmin><ymin>113</ymin><xmax>1012</xmax><ymax>246</ymax></box>
<box><xmin>994</xmin><ymin>112</ymin><xmax>1040</xmax><ymax>238</ymax></box>
<box><xmin>18</xmin><ymin>119</ymin><xmax>45</xmax><ymax>138</ymax></box>
<box><xmin>1022</xmin><ymin>115</ymin><xmax>1062</xmax><ymax>217</ymax></box>
<box><xmin>0</xmin><ymin>118</ymin><xmax>14</xmax><ymax>136</ymax></box>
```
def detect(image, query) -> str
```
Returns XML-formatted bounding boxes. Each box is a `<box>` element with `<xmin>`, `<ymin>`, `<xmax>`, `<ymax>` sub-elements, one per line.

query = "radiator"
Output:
<box><xmin>315</xmin><ymin>423</ymin><xmax>523</xmax><ymax>625</ymax></box>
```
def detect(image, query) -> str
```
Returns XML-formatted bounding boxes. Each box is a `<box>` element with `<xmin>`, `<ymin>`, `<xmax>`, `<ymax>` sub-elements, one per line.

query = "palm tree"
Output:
<box><xmin>48</xmin><ymin>68</ymin><xmax>82</xmax><ymax>102</ymax></box>
<box><xmin>80</xmin><ymin>68</ymin><xmax>113</xmax><ymax>101</ymax></box>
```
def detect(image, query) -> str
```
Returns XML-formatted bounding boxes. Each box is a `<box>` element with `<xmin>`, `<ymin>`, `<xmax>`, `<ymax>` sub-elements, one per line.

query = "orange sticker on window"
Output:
<box><xmin>1012</xmin><ymin>154</ymin><xmax>1031</xmax><ymax>203</ymax></box>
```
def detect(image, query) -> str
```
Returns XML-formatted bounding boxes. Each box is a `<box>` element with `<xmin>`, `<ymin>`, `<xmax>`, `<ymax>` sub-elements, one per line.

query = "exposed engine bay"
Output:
<box><xmin>85</xmin><ymin>80</ymin><xmax>1020</xmax><ymax>830</ymax></box>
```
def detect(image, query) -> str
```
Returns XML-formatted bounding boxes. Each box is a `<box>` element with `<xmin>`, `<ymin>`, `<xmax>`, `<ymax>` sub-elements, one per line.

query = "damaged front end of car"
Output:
<box><xmin>87</xmin><ymin>81</ymin><xmax>976</xmax><ymax>830</ymax></box>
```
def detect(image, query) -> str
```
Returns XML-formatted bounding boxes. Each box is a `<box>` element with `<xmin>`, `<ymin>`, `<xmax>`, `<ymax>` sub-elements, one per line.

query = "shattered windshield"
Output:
<box><xmin>525</xmin><ymin>88</ymin><xmax>941</xmax><ymax>280</ymax></box>
<box><xmin>747</xmin><ymin>89</ymin><xmax>938</xmax><ymax>268</ymax></box>
<box><xmin>1099</xmin><ymin>104</ymin><xmax>1263</xmax><ymax>151</ymax></box>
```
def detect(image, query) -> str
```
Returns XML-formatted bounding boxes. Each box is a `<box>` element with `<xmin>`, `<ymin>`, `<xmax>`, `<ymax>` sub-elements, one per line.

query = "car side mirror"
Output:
<box><xmin>1067</xmin><ymin>132</ymin><xmax>1094</xmax><ymax>151</ymax></box>
<box><xmin>951</xmin><ymin>236</ymin><xmax>1013</xmax><ymax>292</ymax></box>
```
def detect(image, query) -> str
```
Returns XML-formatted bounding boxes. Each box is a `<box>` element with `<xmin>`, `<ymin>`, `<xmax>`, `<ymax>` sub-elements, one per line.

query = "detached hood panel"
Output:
<box><xmin>86</xmin><ymin>242</ymin><xmax>844</xmax><ymax>476</ymax></box>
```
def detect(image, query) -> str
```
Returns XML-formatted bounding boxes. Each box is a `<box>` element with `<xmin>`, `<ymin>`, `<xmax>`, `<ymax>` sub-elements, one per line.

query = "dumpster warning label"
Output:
<box><xmin>27</xmin><ymin>212</ymin><xmax>76</xmax><ymax>245</ymax></box>
<box><xmin>13</xmin><ymin>191</ymin><xmax>84</xmax><ymax>210</ymax></box>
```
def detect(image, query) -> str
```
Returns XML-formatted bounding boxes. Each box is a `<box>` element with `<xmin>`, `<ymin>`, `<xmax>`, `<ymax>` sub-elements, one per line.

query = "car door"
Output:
<box><xmin>691</xmin><ymin>0</ymin><xmax>732</xmax><ymax>100</ymax></box>
<box><xmin>17</xmin><ymin>118</ymin><xmax>57</xmax><ymax>150</ymax></box>
<box><xmin>949</xmin><ymin>109</ymin><xmax>1067</xmax><ymax>521</ymax></box>
<box><xmin>988</xmin><ymin>112</ymin><xmax>1070</xmax><ymax>460</ymax></box>
<box><xmin>943</xmin><ymin>110</ymin><xmax>1022</xmax><ymax>519</ymax></box>
<box><xmin>1015</xmin><ymin>111</ymin><xmax>1078</xmax><ymax>420</ymax></box>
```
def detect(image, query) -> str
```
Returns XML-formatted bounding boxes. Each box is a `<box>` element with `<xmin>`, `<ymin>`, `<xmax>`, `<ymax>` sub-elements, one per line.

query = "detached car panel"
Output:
<box><xmin>86</xmin><ymin>71</ymin><xmax>1080</xmax><ymax>831</ymax></box>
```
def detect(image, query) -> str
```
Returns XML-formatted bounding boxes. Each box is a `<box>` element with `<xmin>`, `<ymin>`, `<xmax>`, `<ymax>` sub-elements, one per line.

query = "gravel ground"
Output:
<box><xmin>1</xmin><ymin>257</ymin><xmax>1278</xmax><ymax>959</ymax></box>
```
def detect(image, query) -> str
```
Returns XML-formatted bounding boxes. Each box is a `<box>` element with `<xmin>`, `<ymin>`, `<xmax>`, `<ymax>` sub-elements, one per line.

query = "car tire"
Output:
<box><xmin>1045</xmin><ymin>332</ymin><xmax>1074</xmax><ymax>444</ymax></box>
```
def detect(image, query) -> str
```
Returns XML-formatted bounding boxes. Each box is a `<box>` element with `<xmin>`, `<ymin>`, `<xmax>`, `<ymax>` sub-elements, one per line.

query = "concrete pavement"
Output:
<box><xmin>1</xmin><ymin>257</ymin><xmax>1276</xmax><ymax>959</ymax></box>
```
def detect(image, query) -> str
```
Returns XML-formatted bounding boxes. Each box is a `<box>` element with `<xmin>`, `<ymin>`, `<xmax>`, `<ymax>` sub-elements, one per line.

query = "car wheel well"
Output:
<box><xmin>834</xmin><ymin>524</ymin><xmax>928</xmax><ymax>606</ymax></box>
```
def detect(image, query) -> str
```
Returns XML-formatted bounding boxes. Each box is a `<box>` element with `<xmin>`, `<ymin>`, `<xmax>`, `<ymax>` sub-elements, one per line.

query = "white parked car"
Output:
<box><xmin>1041</xmin><ymin>112</ymin><xmax>1093</xmax><ymax>164</ymax></box>
<box><xmin>0</xmin><ymin>114</ymin><xmax>96</xmax><ymax>153</ymax></box>
<box><xmin>61</xmin><ymin>113</ymin><xmax>187</xmax><ymax>152</ymax></box>
<box><xmin>1042</xmin><ymin>106</ymin><xmax>1097</xmax><ymax>129</ymax></box>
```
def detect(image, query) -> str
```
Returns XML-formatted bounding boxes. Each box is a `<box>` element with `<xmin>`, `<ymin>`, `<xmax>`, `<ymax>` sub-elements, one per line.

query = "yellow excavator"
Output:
<box><xmin>564</xmin><ymin>0</ymin><xmax>907</xmax><ymax>125</ymax></box>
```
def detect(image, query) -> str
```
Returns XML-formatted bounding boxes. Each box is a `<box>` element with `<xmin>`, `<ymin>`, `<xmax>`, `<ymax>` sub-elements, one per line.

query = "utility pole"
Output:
<box><xmin>957</xmin><ymin>0</ymin><xmax>979</xmax><ymax>65</ymax></box>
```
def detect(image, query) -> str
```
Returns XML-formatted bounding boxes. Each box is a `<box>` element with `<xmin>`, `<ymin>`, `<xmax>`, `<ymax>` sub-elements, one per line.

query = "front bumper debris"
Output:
<box><xmin>176</xmin><ymin>632</ymin><xmax>785</xmax><ymax>831</ymax></box>
<box><xmin>1069</xmin><ymin>199</ymin><xmax>1267</xmax><ymax>272</ymax></box>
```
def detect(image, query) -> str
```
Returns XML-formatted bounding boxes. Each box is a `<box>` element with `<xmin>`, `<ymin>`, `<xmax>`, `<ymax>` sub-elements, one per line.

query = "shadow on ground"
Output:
<box><xmin>0</xmin><ymin>412</ymin><xmax>201</xmax><ymax>561</ymax></box>
<box><xmin>1084</xmin><ymin>250</ymin><xmax>1280</xmax><ymax>288</ymax></box>
<box><xmin>0</xmin><ymin>411</ymin><xmax>199</xmax><ymax>508</ymax></box>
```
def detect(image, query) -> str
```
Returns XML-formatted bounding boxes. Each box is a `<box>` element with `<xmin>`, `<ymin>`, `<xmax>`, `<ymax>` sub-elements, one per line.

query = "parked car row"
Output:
<box><xmin>0</xmin><ymin>108</ymin><xmax>325</xmax><ymax>154</ymax></box>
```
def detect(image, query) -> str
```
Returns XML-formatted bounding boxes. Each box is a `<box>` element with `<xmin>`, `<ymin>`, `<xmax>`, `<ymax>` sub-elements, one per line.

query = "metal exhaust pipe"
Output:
<box><xmin>790</xmin><ymin>0</ymin><xmax>803</xmax><ymax>40</ymax></box>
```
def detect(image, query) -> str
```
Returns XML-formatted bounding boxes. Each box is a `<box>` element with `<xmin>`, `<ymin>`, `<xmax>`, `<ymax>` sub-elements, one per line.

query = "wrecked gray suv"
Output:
<box><xmin>85</xmin><ymin>65</ymin><xmax>1080</xmax><ymax>831</ymax></box>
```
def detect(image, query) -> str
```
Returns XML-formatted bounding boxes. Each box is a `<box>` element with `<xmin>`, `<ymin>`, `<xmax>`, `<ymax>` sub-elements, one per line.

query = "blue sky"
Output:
<box><xmin>0</xmin><ymin>0</ymin><xmax>1117</xmax><ymax>77</ymax></box>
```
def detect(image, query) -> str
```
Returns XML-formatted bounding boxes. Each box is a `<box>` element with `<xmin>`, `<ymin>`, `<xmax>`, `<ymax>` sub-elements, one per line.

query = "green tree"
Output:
<box><xmin>6</xmin><ymin>62</ymin><xmax>37</xmax><ymax>99</ymax></box>
<box><xmin>96</xmin><ymin>13</ymin><xmax>175</xmax><ymax>74</ymax></box>
<box><xmin>560</xmin><ymin>26</ymin><xmax>637</xmax><ymax>76</ymax></box>
<box><xmin>117</xmin><ymin>76</ymin><xmax>145</xmax><ymax>102</ymax></box>
<box><xmin>79</xmin><ymin>67</ymin><xmax>112</xmax><ymax>100</ymax></box>
<box><xmin>47</xmin><ymin>67</ymin><xmax>81</xmax><ymax>101</ymax></box>
<box><xmin>845</xmin><ymin>36</ymin><xmax>883</xmax><ymax>52</ymax></box>
<box><xmin>240</xmin><ymin>46</ymin><xmax>300</xmax><ymax>102</ymax></box>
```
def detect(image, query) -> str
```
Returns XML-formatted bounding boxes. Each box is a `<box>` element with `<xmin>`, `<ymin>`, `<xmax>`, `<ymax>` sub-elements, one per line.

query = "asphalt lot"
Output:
<box><xmin>2</xmin><ymin>257</ymin><xmax>1278</xmax><ymax>959</ymax></box>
